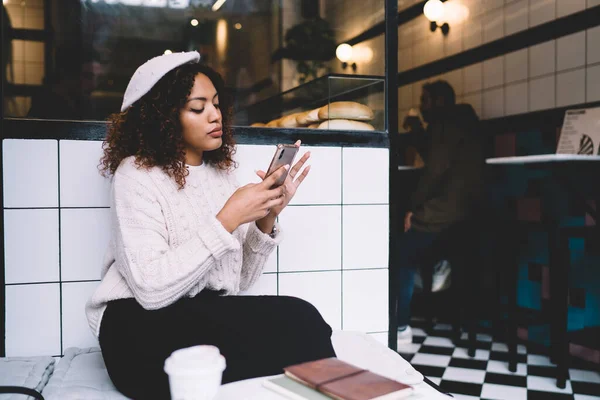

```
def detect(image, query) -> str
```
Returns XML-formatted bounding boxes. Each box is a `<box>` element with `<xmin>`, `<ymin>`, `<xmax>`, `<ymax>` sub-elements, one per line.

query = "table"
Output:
<box><xmin>486</xmin><ymin>154</ymin><xmax>600</xmax><ymax>388</ymax></box>
<box><xmin>215</xmin><ymin>375</ymin><xmax>450</xmax><ymax>399</ymax></box>
<box><xmin>215</xmin><ymin>330</ymin><xmax>451</xmax><ymax>399</ymax></box>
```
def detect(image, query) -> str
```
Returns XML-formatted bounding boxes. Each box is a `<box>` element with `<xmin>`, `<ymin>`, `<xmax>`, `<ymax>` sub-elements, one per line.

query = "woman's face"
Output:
<box><xmin>180</xmin><ymin>73</ymin><xmax>223</xmax><ymax>165</ymax></box>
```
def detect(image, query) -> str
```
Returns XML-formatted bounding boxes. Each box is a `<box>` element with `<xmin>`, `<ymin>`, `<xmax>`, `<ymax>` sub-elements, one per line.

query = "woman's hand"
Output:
<box><xmin>216</xmin><ymin>166</ymin><xmax>288</xmax><ymax>233</ymax></box>
<box><xmin>255</xmin><ymin>140</ymin><xmax>311</xmax><ymax>218</ymax></box>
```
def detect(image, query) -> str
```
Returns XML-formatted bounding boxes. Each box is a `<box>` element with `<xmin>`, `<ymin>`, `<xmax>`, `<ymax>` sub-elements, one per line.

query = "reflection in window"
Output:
<box><xmin>3</xmin><ymin>0</ymin><xmax>386</xmax><ymax>124</ymax></box>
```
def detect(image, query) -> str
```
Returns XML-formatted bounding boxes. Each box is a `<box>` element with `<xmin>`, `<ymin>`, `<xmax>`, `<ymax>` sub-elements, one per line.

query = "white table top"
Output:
<box><xmin>215</xmin><ymin>375</ymin><xmax>449</xmax><ymax>400</ymax></box>
<box><xmin>486</xmin><ymin>154</ymin><xmax>600</xmax><ymax>164</ymax></box>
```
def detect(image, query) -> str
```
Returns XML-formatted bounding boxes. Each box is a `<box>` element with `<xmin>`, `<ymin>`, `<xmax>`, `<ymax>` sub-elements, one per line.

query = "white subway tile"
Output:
<box><xmin>529</xmin><ymin>75</ymin><xmax>556</xmax><ymax>111</ymax></box>
<box><xmin>279</xmin><ymin>271</ymin><xmax>342</xmax><ymax>330</ymax></box>
<box><xmin>483</xmin><ymin>56</ymin><xmax>504</xmax><ymax>89</ymax></box>
<box><xmin>463</xmin><ymin>20</ymin><xmax>483</xmax><ymax>50</ymax></box>
<box><xmin>3</xmin><ymin>139</ymin><xmax>58</xmax><ymax>207</ymax></box>
<box><xmin>59</xmin><ymin>140</ymin><xmax>111</xmax><ymax>207</ymax></box>
<box><xmin>240</xmin><ymin>273</ymin><xmax>277</xmax><ymax>296</ymax></box>
<box><xmin>4</xmin><ymin>209</ymin><xmax>59</xmax><ymax>284</ymax></box>
<box><xmin>505</xmin><ymin>82</ymin><xmax>529</xmax><ymax>116</ymax></box>
<box><xmin>483</xmin><ymin>87</ymin><xmax>505</xmax><ymax>119</ymax></box>
<box><xmin>505</xmin><ymin>0</ymin><xmax>529</xmax><ymax>36</ymax></box>
<box><xmin>529</xmin><ymin>41</ymin><xmax>556</xmax><ymax>78</ymax></box>
<box><xmin>557</xmin><ymin>69</ymin><xmax>586</xmax><ymax>107</ymax></box>
<box><xmin>557</xmin><ymin>0</ymin><xmax>586</xmax><ymax>17</ymax></box>
<box><xmin>399</xmin><ymin>85</ymin><xmax>413</xmax><ymax>110</ymax></box>
<box><xmin>289</xmin><ymin>147</ymin><xmax>342</xmax><ymax>205</ymax></box>
<box><xmin>343</xmin><ymin>205</ymin><xmax>388</xmax><ymax>270</ymax></box>
<box><xmin>588</xmin><ymin>27</ymin><xmax>600</xmax><ymax>65</ymax></box>
<box><xmin>587</xmin><ymin>65</ymin><xmax>600</xmax><ymax>102</ymax></box>
<box><xmin>278</xmin><ymin>206</ymin><xmax>341</xmax><ymax>272</ymax></box>
<box><xmin>60</xmin><ymin>209</ymin><xmax>111</xmax><ymax>281</ymax></box>
<box><xmin>483</xmin><ymin>9</ymin><xmax>504</xmax><ymax>43</ymax></box>
<box><xmin>506</xmin><ymin>49</ymin><xmax>529</xmax><ymax>83</ymax></box>
<box><xmin>62</xmin><ymin>282</ymin><xmax>100</xmax><ymax>350</ymax></box>
<box><xmin>529</xmin><ymin>0</ymin><xmax>555</xmax><ymax>27</ymax></box>
<box><xmin>343</xmin><ymin>269</ymin><xmax>388</xmax><ymax>332</ymax></box>
<box><xmin>343</xmin><ymin>148</ymin><xmax>388</xmax><ymax>204</ymax></box>
<box><xmin>557</xmin><ymin>32</ymin><xmax>586</xmax><ymax>72</ymax></box>
<box><xmin>6</xmin><ymin>284</ymin><xmax>61</xmax><ymax>356</ymax></box>
<box><xmin>464</xmin><ymin>63</ymin><xmax>483</xmax><ymax>93</ymax></box>
<box><xmin>444</xmin><ymin>69</ymin><xmax>464</xmax><ymax>96</ymax></box>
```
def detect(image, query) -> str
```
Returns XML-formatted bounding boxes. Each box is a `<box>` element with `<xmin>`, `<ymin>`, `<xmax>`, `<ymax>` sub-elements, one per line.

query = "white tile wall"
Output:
<box><xmin>60</xmin><ymin>141</ymin><xmax>111</xmax><ymax>207</ymax></box>
<box><xmin>343</xmin><ymin>269</ymin><xmax>388</xmax><ymax>332</ymax></box>
<box><xmin>529</xmin><ymin>0</ymin><xmax>555</xmax><ymax>27</ymax></box>
<box><xmin>397</xmin><ymin>0</ymin><xmax>599</xmax><ymax>122</ymax></box>
<box><xmin>483</xmin><ymin>87</ymin><xmax>505</xmax><ymax>119</ymax></box>
<box><xmin>529</xmin><ymin>41</ymin><xmax>556</xmax><ymax>78</ymax></box>
<box><xmin>60</xmin><ymin>208</ymin><xmax>112</xmax><ymax>281</ymax></box>
<box><xmin>3</xmin><ymin>139</ymin><xmax>58</xmax><ymax>208</ymax></box>
<box><xmin>483</xmin><ymin>8</ymin><xmax>504</xmax><ymax>43</ymax></box>
<box><xmin>62</xmin><ymin>282</ymin><xmax>100</xmax><ymax>350</ymax></box>
<box><xmin>557</xmin><ymin>32</ymin><xmax>586</xmax><ymax>72</ymax></box>
<box><xmin>3</xmin><ymin>141</ymin><xmax>391</xmax><ymax>355</ymax></box>
<box><xmin>505</xmin><ymin>0</ymin><xmax>528</xmax><ymax>36</ymax></box>
<box><xmin>588</xmin><ymin>65</ymin><xmax>600</xmax><ymax>102</ymax></box>
<box><xmin>279</xmin><ymin>271</ymin><xmax>342</xmax><ymax>330</ymax></box>
<box><xmin>4</xmin><ymin>209</ymin><xmax>59</xmax><ymax>284</ymax></box>
<box><xmin>530</xmin><ymin>75</ymin><xmax>556</xmax><ymax>111</ymax></box>
<box><xmin>343</xmin><ymin>205</ymin><xmax>389</xmax><ymax>270</ymax></box>
<box><xmin>557</xmin><ymin>0</ymin><xmax>586</xmax><ymax>17</ymax></box>
<box><xmin>239</xmin><ymin>273</ymin><xmax>278</xmax><ymax>296</ymax></box>
<box><xmin>556</xmin><ymin>69</ymin><xmax>586</xmax><ymax>107</ymax></box>
<box><xmin>588</xmin><ymin>27</ymin><xmax>600</xmax><ymax>65</ymax></box>
<box><xmin>342</xmin><ymin>148</ymin><xmax>389</xmax><ymax>204</ymax></box>
<box><xmin>505</xmin><ymin>82</ymin><xmax>529</xmax><ymax>116</ymax></box>
<box><xmin>278</xmin><ymin>206</ymin><xmax>342</xmax><ymax>272</ymax></box>
<box><xmin>464</xmin><ymin>63</ymin><xmax>483</xmax><ymax>94</ymax></box>
<box><xmin>483</xmin><ymin>56</ymin><xmax>504</xmax><ymax>89</ymax></box>
<box><xmin>288</xmin><ymin>147</ymin><xmax>342</xmax><ymax>205</ymax></box>
<box><xmin>505</xmin><ymin>49</ymin><xmax>529</xmax><ymax>83</ymax></box>
<box><xmin>6</xmin><ymin>284</ymin><xmax>61</xmax><ymax>357</ymax></box>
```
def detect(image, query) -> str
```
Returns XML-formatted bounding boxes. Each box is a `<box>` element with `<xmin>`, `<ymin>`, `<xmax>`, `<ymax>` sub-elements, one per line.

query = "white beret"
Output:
<box><xmin>121</xmin><ymin>51</ymin><xmax>201</xmax><ymax>112</ymax></box>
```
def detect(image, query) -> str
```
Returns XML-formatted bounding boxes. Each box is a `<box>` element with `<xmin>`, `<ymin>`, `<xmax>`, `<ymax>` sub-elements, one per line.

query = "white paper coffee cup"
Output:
<box><xmin>164</xmin><ymin>345</ymin><xmax>226</xmax><ymax>400</ymax></box>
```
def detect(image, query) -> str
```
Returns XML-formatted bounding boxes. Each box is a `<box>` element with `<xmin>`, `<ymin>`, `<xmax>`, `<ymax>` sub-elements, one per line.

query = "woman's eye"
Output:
<box><xmin>191</xmin><ymin>108</ymin><xmax>204</xmax><ymax>114</ymax></box>
<box><xmin>214</xmin><ymin>104</ymin><xmax>220</xmax><ymax>109</ymax></box>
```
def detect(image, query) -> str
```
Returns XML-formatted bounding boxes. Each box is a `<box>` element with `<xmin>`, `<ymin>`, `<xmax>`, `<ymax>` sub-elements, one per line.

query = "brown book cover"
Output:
<box><xmin>284</xmin><ymin>358</ymin><xmax>365</xmax><ymax>389</ymax></box>
<box><xmin>283</xmin><ymin>358</ymin><xmax>412</xmax><ymax>400</ymax></box>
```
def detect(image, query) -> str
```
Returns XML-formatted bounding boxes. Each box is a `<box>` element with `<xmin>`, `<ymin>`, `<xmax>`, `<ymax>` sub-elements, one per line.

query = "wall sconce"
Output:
<box><xmin>336</xmin><ymin>43</ymin><xmax>357</xmax><ymax>71</ymax></box>
<box><xmin>424</xmin><ymin>0</ymin><xmax>449</xmax><ymax>36</ymax></box>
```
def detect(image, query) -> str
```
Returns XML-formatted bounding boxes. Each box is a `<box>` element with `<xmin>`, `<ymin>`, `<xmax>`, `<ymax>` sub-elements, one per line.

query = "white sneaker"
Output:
<box><xmin>397</xmin><ymin>326</ymin><xmax>413</xmax><ymax>345</ymax></box>
<box><xmin>413</xmin><ymin>260</ymin><xmax>451</xmax><ymax>292</ymax></box>
<box><xmin>432</xmin><ymin>260</ymin><xmax>451</xmax><ymax>292</ymax></box>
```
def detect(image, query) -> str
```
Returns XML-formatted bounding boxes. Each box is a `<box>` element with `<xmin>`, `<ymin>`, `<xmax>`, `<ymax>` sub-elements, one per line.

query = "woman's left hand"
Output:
<box><xmin>255</xmin><ymin>140</ymin><xmax>311</xmax><ymax>217</ymax></box>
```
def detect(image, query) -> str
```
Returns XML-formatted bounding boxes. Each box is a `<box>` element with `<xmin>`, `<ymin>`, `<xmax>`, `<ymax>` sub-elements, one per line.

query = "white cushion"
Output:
<box><xmin>0</xmin><ymin>356</ymin><xmax>55</xmax><ymax>399</ymax></box>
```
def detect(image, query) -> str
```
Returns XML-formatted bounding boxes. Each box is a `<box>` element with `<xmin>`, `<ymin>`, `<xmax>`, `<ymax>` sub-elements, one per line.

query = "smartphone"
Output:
<box><xmin>265</xmin><ymin>144</ymin><xmax>300</xmax><ymax>188</ymax></box>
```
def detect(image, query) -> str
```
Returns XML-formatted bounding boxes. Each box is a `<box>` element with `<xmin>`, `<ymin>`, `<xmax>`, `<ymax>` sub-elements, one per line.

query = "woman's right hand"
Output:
<box><xmin>216</xmin><ymin>165</ymin><xmax>289</xmax><ymax>233</ymax></box>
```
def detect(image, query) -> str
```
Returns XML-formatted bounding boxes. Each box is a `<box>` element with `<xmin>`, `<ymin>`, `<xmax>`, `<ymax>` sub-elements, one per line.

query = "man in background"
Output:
<box><xmin>397</xmin><ymin>80</ymin><xmax>486</xmax><ymax>344</ymax></box>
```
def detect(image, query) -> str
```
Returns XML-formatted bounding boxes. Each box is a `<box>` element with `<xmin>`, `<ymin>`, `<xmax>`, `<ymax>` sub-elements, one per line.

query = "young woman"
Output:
<box><xmin>86</xmin><ymin>51</ymin><xmax>336</xmax><ymax>399</ymax></box>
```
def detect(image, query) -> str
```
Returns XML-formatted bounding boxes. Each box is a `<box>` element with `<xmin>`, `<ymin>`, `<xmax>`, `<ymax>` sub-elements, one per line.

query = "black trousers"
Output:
<box><xmin>99</xmin><ymin>292</ymin><xmax>336</xmax><ymax>400</ymax></box>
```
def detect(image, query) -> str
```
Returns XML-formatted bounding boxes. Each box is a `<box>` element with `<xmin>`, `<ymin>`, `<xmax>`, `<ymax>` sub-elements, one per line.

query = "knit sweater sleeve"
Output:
<box><xmin>239</xmin><ymin>221</ymin><xmax>282</xmax><ymax>291</ymax></box>
<box><xmin>112</xmin><ymin>171</ymin><xmax>240</xmax><ymax>309</ymax></box>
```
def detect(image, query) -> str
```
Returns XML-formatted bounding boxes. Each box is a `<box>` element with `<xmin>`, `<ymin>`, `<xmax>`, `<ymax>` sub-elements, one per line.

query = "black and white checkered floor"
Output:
<box><xmin>397</xmin><ymin>323</ymin><xmax>600</xmax><ymax>400</ymax></box>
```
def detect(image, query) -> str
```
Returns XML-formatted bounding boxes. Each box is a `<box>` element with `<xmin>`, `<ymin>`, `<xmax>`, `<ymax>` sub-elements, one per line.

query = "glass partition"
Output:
<box><xmin>2</xmin><ymin>0</ymin><xmax>386</xmax><ymax>127</ymax></box>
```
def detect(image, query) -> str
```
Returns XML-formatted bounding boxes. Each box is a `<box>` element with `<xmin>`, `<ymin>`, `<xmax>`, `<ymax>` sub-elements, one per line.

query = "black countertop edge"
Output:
<box><xmin>1</xmin><ymin>119</ymin><xmax>389</xmax><ymax>148</ymax></box>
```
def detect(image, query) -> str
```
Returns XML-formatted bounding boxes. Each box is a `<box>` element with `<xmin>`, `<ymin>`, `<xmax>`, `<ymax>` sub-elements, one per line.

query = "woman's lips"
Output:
<box><xmin>209</xmin><ymin>129</ymin><xmax>222</xmax><ymax>138</ymax></box>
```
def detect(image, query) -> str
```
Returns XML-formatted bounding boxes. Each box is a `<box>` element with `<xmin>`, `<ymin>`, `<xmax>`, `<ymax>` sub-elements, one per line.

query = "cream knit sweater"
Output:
<box><xmin>86</xmin><ymin>156</ymin><xmax>282</xmax><ymax>337</ymax></box>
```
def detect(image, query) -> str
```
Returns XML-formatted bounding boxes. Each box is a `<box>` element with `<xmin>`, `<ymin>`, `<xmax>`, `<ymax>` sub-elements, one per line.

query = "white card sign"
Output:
<box><xmin>557</xmin><ymin>106</ymin><xmax>600</xmax><ymax>155</ymax></box>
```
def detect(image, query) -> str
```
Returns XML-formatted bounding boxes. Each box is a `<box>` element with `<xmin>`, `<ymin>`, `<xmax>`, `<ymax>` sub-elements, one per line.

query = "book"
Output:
<box><xmin>263</xmin><ymin>358</ymin><xmax>413</xmax><ymax>400</ymax></box>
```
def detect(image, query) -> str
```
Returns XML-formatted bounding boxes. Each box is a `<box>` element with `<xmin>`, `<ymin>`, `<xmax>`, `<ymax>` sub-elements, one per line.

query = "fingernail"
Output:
<box><xmin>285</xmin><ymin>164</ymin><xmax>290</xmax><ymax>170</ymax></box>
